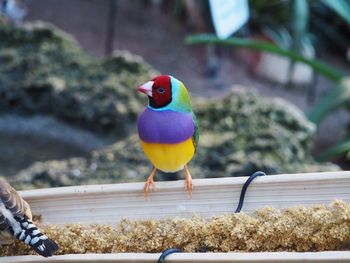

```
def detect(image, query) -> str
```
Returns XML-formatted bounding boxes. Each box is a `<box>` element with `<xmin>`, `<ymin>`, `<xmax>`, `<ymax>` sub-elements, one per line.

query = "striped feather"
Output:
<box><xmin>0</xmin><ymin>179</ymin><xmax>59</xmax><ymax>257</ymax></box>
<box><xmin>0</xmin><ymin>179</ymin><xmax>32</xmax><ymax>220</ymax></box>
<box><xmin>13</xmin><ymin>216</ymin><xmax>59</xmax><ymax>257</ymax></box>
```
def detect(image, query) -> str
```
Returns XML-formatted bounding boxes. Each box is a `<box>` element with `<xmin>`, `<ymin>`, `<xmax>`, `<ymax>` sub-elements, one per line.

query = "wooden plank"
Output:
<box><xmin>3</xmin><ymin>171</ymin><xmax>350</xmax><ymax>262</ymax></box>
<box><xmin>19</xmin><ymin>171</ymin><xmax>350</xmax><ymax>225</ymax></box>
<box><xmin>3</xmin><ymin>251</ymin><xmax>350</xmax><ymax>263</ymax></box>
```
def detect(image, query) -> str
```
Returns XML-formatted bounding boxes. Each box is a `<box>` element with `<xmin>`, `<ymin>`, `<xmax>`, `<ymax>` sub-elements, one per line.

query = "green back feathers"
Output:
<box><xmin>171</xmin><ymin>77</ymin><xmax>199</xmax><ymax>148</ymax></box>
<box><xmin>192</xmin><ymin>112</ymin><xmax>199</xmax><ymax>150</ymax></box>
<box><xmin>174</xmin><ymin>80</ymin><xmax>192</xmax><ymax>112</ymax></box>
<box><xmin>171</xmin><ymin>77</ymin><xmax>199</xmax><ymax>149</ymax></box>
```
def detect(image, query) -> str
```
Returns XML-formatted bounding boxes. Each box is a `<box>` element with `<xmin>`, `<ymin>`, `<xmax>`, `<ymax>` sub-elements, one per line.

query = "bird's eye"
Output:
<box><xmin>157</xmin><ymin>87</ymin><xmax>165</xmax><ymax>94</ymax></box>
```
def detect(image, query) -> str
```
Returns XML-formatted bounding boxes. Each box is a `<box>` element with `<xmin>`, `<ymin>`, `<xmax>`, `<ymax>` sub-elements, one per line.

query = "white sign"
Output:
<box><xmin>209</xmin><ymin>0</ymin><xmax>249</xmax><ymax>39</ymax></box>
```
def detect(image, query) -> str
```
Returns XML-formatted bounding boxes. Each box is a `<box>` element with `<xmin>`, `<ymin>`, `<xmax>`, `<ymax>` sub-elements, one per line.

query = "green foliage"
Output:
<box><xmin>249</xmin><ymin>0</ymin><xmax>350</xmax><ymax>162</ymax></box>
<box><xmin>249</xmin><ymin>0</ymin><xmax>291</xmax><ymax>27</ymax></box>
<box><xmin>320</xmin><ymin>0</ymin><xmax>350</xmax><ymax>26</ymax></box>
<box><xmin>292</xmin><ymin>0</ymin><xmax>309</xmax><ymax>51</ymax></box>
<box><xmin>249</xmin><ymin>0</ymin><xmax>350</xmax><ymax>52</ymax></box>
<box><xmin>311</xmin><ymin>79</ymin><xmax>350</xmax><ymax>162</ymax></box>
<box><xmin>317</xmin><ymin>138</ymin><xmax>350</xmax><ymax>162</ymax></box>
<box><xmin>185</xmin><ymin>0</ymin><xmax>350</xmax><ymax>162</ymax></box>
<box><xmin>186</xmin><ymin>34</ymin><xmax>350</xmax><ymax>162</ymax></box>
<box><xmin>185</xmin><ymin>34</ymin><xmax>343</xmax><ymax>82</ymax></box>
<box><xmin>308</xmin><ymin>78</ymin><xmax>350</xmax><ymax>125</ymax></box>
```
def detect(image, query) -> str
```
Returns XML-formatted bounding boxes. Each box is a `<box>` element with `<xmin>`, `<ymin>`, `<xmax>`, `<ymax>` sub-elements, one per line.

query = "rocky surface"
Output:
<box><xmin>0</xmin><ymin>114</ymin><xmax>108</xmax><ymax>176</ymax></box>
<box><xmin>192</xmin><ymin>87</ymin><xmax>338</xmax><ymax>177</ymax></box>
<box><xmin>10</xmin><ymin>87</ymin><xmax>339</xmax><ymax>190</ymax></box>
<box><xmin>0</xmin><ymin>20</ymin><xmax>157</xmax><ymax>137</ymax></box>
<box><xmin>0</xmin><ymin>21</ymin><xmax>339</xmax><ymax>189</ymax></box>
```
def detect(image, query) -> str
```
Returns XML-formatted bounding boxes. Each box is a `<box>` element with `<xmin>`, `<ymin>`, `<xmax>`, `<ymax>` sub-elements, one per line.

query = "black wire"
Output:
<box><xmin>158</xmin><ymin>171</ymin><xmax>266</xmax><ymax>261</ymax></box>
<box><xmin>235</xmin><ymin>171</ymin><xmax>266</xmax><ymax>213</ymax></box>
<box><xmin>157</xmin><ymin>248</ymin><xmax>182</xmax><ymax>263</ymax></box>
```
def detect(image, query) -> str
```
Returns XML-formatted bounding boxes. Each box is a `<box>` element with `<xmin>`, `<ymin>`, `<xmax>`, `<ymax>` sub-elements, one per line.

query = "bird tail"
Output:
<box><xmin>13</xmin><ymin>216</ymin><xmax>59</xmax><ymax>257</ymax></box>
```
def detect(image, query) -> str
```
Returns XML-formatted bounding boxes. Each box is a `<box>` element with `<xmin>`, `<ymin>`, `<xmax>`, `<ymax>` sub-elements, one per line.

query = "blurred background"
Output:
<box><xmin>0</xmin><ymin>0</ymin><xmax>349</xmax><ymax>189</ymax></box>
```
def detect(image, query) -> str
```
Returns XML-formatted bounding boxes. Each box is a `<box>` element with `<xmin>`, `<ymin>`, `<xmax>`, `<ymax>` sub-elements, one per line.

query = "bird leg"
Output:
<box><xmin>184</xmin><ymin>165</ymin><xmax>193</xmax><ymax>196</ymax></box>
<box><xmin>144</xmin><ymin>167</ymin><xmax>157</xmax><ymax>194</ymax></box>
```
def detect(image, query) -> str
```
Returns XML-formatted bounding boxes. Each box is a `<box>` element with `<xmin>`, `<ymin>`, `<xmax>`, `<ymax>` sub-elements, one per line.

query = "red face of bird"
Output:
<box><xmin>137</xmin><ymin>75</ymin><xmax>172</xmax><ymax>109</ymax></box>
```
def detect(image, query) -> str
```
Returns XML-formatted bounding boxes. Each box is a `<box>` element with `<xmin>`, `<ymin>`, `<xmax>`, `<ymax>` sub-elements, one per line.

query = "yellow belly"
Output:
<box><xmin>140</xmin><ymin>138</ymin><xmax>195</xmax><ymax>172</ymax></box>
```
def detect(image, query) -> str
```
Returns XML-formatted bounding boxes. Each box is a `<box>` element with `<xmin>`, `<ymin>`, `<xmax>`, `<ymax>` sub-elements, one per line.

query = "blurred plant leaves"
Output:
<box><xmin>186</xmin><ymin>33</ymin><xmax>350</xmax><ymax>162</ymax></box>
<box><xmin>185</xmin><ymin>34</ymin><xmax>343</xmax><ymax>81</ymax></box>
<box><xmin>293</xmin><ymin>0</ymin><xmax>309</xmax><ymax>51</ymax></box>
<box><xmin>317</xmin><ymin>137</ymin><xmax>350</xmax><ymax>161</ymax></box>
<box><xmin>308</xmin><ymin>78</ymin><xmax>350</xmax><ymax>125</ymax></box>
<box><xmin>262</xmin><ymin>26</ymin><xmax>292</xmax><ymax>49</ymax></box>
<box><xmin>321</xmin><ymin>0</ymin><xmax>350</xmax><ymax>26</ymax></box>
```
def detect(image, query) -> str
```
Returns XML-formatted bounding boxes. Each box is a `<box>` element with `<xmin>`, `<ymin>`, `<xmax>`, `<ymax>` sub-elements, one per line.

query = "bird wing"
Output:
<box><xmin>0</xmin><ymin>179</ymin><xmax>32</xmax><ymax>220</ymax></box>
<box><xmin>0</xmin><ymin>181</ymin><xmax>59</xmax><ymax>257</ymax></box>
<box><xmin>191</xmin><ymin>112</ymin><xmax>199</xmax><ymax>151</ymax></box>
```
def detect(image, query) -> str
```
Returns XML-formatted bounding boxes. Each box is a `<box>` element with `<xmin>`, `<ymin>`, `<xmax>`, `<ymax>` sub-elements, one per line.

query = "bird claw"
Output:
<box><xmin>143</xmin><ymin>167</ymin><xmax>157</xmax><ymax>197</ymax></box>
<box><xmin>144</xmin><ymin>177</ymin><xmax>155</xmax><ymax>195</ymax></box>
<box><xmin>144</xmin><ymin>179</ymin><xmax>154</xmax><ymax>192</ymax></box>
<box><xmin>184</xmin><ymin>166</ymin><xmax>193</xmax><ymax>196</ymax></box>
<box><xmin>184</xmin><ymin>177</ymin><xmax>193</xmax><ymax>196</ymax></box>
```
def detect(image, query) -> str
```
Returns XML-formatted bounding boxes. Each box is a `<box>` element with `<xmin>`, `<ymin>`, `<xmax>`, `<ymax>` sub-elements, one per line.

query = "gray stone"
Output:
<box><xmin>0</xmin><ymin>20</ymin><xmax>157</xmax><ymax>137</ymax></box>
<box><xmin>0</xmin><ymin>20</ymin><xmax>339</xmax><ymax>189</ymax></box>
<box><xmin>10</xmin><ymin>88</ymin><xmax>339</xmax><ymax>189</ymax></box>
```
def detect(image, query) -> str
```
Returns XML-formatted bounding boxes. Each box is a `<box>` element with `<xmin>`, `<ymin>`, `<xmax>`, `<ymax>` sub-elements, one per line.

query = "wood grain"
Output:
<box><xmin>18</xmin><ymin>171</ymin><xmax>350</xmax><ymax>225</ymax></box>
<box><xmin>2</xmin><ymin>171</ymin><xmax>350</xmax><ymax>262</ymax></box>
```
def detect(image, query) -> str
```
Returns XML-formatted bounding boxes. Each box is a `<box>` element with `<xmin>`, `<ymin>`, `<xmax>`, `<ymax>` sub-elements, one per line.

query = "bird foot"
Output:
<box><xmin>143</xmin><ymin>167</ymin><xmax>157</xmax><ymax>197</ymax></box>
<box><xmin>144</xmin><ymin>177</ymin><xmax>155</xmax><ymax>195</ymax></box>
<box><xmin>184</xmin><ymin>172</ymin><xmax>193</xmax><ymax>196</ymax></box>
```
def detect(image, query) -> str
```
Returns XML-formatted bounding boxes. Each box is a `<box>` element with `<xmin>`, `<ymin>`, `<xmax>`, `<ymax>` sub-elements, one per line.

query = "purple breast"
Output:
<box><xmin>137</xmin><ymin>108</ymin><xmax>195</xmax><ymax>144</ymax></box>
